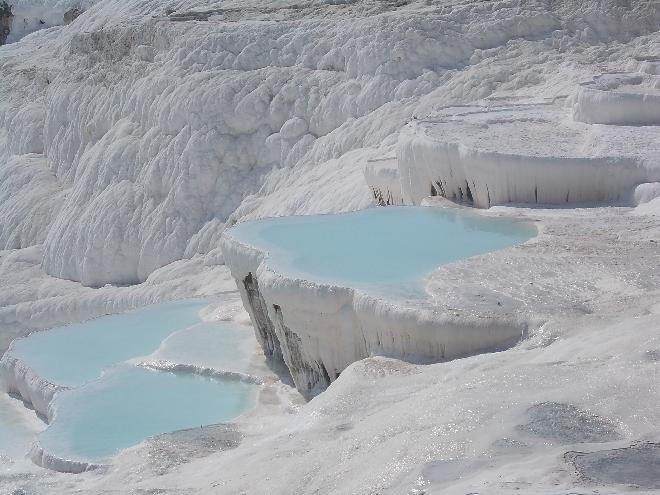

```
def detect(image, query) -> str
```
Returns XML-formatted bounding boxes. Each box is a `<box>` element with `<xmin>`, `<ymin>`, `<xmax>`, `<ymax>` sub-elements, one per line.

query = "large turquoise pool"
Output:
<box><xmin>226</xmin><ymin>207</ymin><xmax>535</xmax><ymax>294</ymax></box>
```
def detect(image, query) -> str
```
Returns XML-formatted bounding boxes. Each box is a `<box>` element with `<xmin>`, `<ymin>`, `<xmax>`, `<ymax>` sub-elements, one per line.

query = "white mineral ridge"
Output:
<box><xmin>0</xmin><ymin>351</ymin><xmax>64</xmax><ymax>420</ymax></box>
<box><xmin>397</xmin><ymin>102</ymin><xmax>660</xmax><ymax>207</ymax></box>
<box><xmin>572</xmin><ymin>72</ymin><xmax>660</xmax><ymax>125</ymax></box>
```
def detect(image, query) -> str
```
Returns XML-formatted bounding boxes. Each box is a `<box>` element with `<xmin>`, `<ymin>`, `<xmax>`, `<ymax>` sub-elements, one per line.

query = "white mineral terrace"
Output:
<box><xmin>572</xmin><ymin>70</ymin><xmax>660</xmax><ymax>125</ymax></box>
<box><xmin>398</xmin><ymin>98</ymin><xmax>660</xmax><ymax>207</ymax></box>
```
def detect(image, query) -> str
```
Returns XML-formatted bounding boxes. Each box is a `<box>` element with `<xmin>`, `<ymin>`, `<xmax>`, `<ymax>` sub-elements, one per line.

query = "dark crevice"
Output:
<box><xmin>272</xmin><ymin>304</ymin><xmax>330</xmax><ymax>398</ymax></box>
<box><xmin>243</xmin><ymin>273</ymin><xmax>283</xmax><ymax>361</ymax></box>
<box><xmin>436</xmin><ymin>180</ymin><xmax>446</xmax><ymax>197</ymax></box>
<box><xmin>63</xmin><ymin>8</ymin><xmax>83</xmax><ymax>24</ymax></box>
<box><xmin>318</xmin><ymin>362</ymin><xmax>331</xmax><ymax>385</ymax></box>
<box><xmin>465</xmin><ymin>181</ymin><xmax>474</xmax><ymax>204</ymax></box>
<box><xmin>0</xmin><ymin>1</ymin><xmax>12</xmax><ymax>45</ymax></box>
<box><xmin>371</xmin><ymin>187</ymin><xmax>395</xmax><ymax>206</ymax></box>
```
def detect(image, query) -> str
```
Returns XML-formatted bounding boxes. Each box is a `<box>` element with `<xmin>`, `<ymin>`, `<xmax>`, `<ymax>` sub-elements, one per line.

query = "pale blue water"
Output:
<box><xmin>4</xmin><ymin>301</ymin><xmax>258</xmax><ymax>463</ymax></box>
<box><xmin>9</xmin><ymin>300</ymin><xmax>207</xmax><ymax>387</ymax></box>
<box><xmin>226</xmin><ymin>207</ymin><xmax>535</xmax><ymax>295</ymax></box>
<box><xmin>38</xmin><ymin>366</ymin><xmax>254</xmax><ymax>461</ymax></box>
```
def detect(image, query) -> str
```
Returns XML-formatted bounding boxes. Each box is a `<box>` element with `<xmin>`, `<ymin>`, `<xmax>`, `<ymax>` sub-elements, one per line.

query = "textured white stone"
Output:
<box><xmin>1</xmin><ymin>0</ymin><xmax>660</xmax><ymax>491</ymax></box>
<box><xmin>397</xmin><ymin>102</ymin><xmax>660</xmax><ymax>207</ymax></box>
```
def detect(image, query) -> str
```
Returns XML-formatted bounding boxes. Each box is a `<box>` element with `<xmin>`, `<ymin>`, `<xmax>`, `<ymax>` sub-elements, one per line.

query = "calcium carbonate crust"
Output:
<box><xmin>0</xmin><ymin>351</ymin><xmax>65</xmax><ymax>420</ymax></box>
<box><xmin>38</xmin><ymin>203</ymin><xmax>660</xmax><ymax>493</ymax></box>
<box><xmin>29</xmin><ymin>440</ymin><xmax>106</xmax><ymax>474</ymax></box>
<box><xmin>397</xmin><ymin>101</ymin><xmax>660</xmax><ymax>208</ymax></box>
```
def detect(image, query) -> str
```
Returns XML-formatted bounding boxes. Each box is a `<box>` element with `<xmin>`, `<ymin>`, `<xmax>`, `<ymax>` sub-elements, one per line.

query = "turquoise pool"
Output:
<box><xmin>9</xmin><ymin>301</ymin><xmax>206</xmax><ymax>387</ymax></box>
<box><xmin>3</xmin><ymin>301</ymin><xmax>258</xmax><ymax>465</ymax></box>
<box><xmin>39</xmin><ymin>365</ymin><xmax>253</xmax><ymax>461</ymax></box>
<box><xmin>226</xmin><ymin>207</ymin><xmax>535</xmax><ymax>294</ymax></box>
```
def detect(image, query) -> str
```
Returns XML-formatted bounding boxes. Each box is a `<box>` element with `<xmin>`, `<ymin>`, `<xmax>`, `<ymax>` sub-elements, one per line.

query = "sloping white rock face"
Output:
<box><xmin>1</xmin><ymin>0</ymin><xmax>660</xmax><ymax>491</ymax></box>
<box><xmin>2</xmin><ymin>0</ymin><xmax>659</xmax><ymax>285</ymax></box>
<box><xmin>4</xmin><ymin>0</ymin><xmax>507</xmax><ymax>285</ymax></box>
<box><xmin>0</xmin><ymin>153</ymin><xmax>65</xmax><ymax>248</ymax></box>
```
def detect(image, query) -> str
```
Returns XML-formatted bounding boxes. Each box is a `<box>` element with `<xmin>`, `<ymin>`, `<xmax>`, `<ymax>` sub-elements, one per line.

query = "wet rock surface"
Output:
<box><xmin>63</xmin><ymin>8</ymin><xmax>82</xmax><ymax>24</ymax></box>
<box><xmin>0</xmin><ymin>1</ymin><xmax>12</xmax><ymax>45</ymax></box>
<box><xmin>518</xmin><ymin>402</ymin><xmax>620</xmax><ymax>444</ymax></box>
<box><xmin>145</xmin><ymin>424</ymin><xmax>242</xmax><ymax>475</ymax></box>
<box><xmin>567</xmin><ymin>443</ymin><xmax>660</xmax><ymax>489</ymax></box>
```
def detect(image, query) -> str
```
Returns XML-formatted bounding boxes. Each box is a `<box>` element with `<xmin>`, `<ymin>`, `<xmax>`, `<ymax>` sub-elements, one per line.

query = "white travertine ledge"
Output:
<box><xmin>397</xmin><ymin>101</ymin><xmax>660</xmax><ymax>207</ymax></box>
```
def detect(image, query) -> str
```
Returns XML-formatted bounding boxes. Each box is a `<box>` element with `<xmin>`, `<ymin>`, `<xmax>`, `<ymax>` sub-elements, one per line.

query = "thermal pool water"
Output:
<box><xmin>8</xmin><ymin>301</ymin><xmax>206</xmax><ymax>387</ymax></box>
<box><xmin>225</xmin><ymin>206</ymin><xmax>536</xmax><ymax>296</ymax></box>
<box><xmin>38</xmin><ymin>365</ymin><xmax>253</xmax><ymax>461</ymax></box>
<box><xmin>1</xmin><ymin>301</ymin><xmax>258</xmax><ymax>466</ymax></box>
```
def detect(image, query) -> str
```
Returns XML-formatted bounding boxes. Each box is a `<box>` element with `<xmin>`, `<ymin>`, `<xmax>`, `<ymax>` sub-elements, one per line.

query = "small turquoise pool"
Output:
<box><xmin>3</xmin><ymin>301</ymin><xmax>258</xmax><ymax>465</ymax></box>
<box><xmin>39</xmin><ymin>366</ymin><xmax>253</xmax><ymax>461</ymax></box>
<box><xmin>226</xmin><ymin>207</ymin><xmax>535</xmax><ymax>294</ymax></box>
<box><xmin>9</xmin><ymin>301</ymin><xmax>206</xmax><ymax>387</ymax></box>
